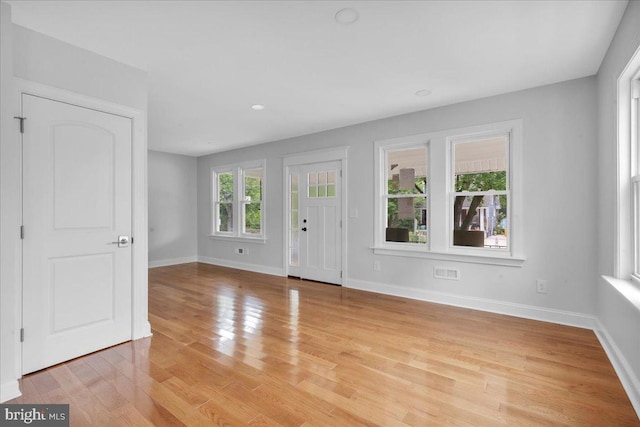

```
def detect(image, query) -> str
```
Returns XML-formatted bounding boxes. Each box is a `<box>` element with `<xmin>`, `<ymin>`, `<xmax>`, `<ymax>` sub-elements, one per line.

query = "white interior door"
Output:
<box><xmin>22</xmin><ymin>93</ymin><xmax>133</xmax><ymax>374</ymax></box>
<box><xmin>298</xmin><ymin>161</ymin><xmax>342</xmax><ymax>285</ymax></box>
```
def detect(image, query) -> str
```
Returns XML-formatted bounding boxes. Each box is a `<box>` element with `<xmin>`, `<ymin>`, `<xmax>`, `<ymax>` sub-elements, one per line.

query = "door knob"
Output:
<box><xmin>109</xmin><ymin>236</ymin><xmax>129</xmax><ymax>247</ymax></box>
<box><xmin>301</xmin><ymin>227</ymin><xmax>307</xmax><ymax>232</ymax></box>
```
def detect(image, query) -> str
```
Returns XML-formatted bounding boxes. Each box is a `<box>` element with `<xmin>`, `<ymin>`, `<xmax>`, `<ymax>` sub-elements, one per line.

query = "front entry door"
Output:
<box><xmin>298</xmin><ymin>161</ymin><xmax>342</xmax><ymax>285</ymax></box>
<box><xmin>22</xmin><ymin>93</ymin><xmax>133</xmax><ymax>374</ymax></box>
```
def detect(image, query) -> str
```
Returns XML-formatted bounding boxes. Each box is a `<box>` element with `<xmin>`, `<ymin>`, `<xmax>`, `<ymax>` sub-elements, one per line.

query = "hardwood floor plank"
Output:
<box><xmin>16</xmin><ymin>377</ymin><xmax>43</xmax><ymax>404</ymax></box>
<box><xmin>144</xmin><ymin>382</ymin><xmax>210</xmax><ymax>426</ymax></box>
<box><xmin>7</xmin><ymin>263</ymin><xmax>638</xmax><ymax>426</ymax></box>
<box><xmin>299</xmin><ymin>373</ymin><xmax>357</xmax><ymax>399</ymax></box>
<box><xmin>161</xmin><ymin>377</ymin><xmax>210</xmax><ymax>408</ymax></box>
<box><xmin>191</xmin><ymin>398</ymin><xmax>247</xmax><ymax>426</ymax></box>
<box><xmin>113</xmin><ymin>403</ymin><xmax>156</xmax><ymax>427</ymax></box>
<box><xmin>247</xmin><ymin>414</ymin><xmax>285</xmax><ymax>427</ymax></box>
<box><xmin>194</xmin><ymin>382</ymin><xmax>261</xmax><ymax>424</ymax></box>
<box><xmin>296</xmin><ymin>379</ymin><xmax>409</xmax><ymax>425</ymax></box>
<box><xmin>29</xmin><ymin>369</ymin><xmax>61</xmax><ymax>396</ymax></box>
<box><xmin>222</xmin><ymin>381</ymin><xmax>306</xmax><ymax>426</ymax></box>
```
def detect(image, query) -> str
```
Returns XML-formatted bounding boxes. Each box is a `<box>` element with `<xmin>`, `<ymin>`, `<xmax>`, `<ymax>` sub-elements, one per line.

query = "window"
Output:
<box><xmin>383</xmin><ymin>144</ymin><xmax>428</xmax><ymax>245</ymax></box>
<box><xmin>289</xmin><ymin>173</ymin><xmax>299</xmax><ymax>266</ymax></box>
<box><xmin>211</xmin><ymin>160</ymin><xmax>265</xmax><ymax>240</ymax></box>
<box><xmin>374</xmin><ymin>120</ymin><xmax>522</xmax><ymax>266</ymax></box>
<box><xmin>243</xmin><ymin>168</ymin><xmax>263</xmax><ymax>235</ymax></box>
<box><xmin>215</xmin><ymin>170</ymin><xmax>234</xmax><ymax>233</ymax></box>
<box><xmin>617</xmin><ymin>48</ymin><xmax>640</xmax><ymax>285</ymax></box>
<box><xmin>451</xmin><ymin>134</ymin><xmax>509</xmax><ymax>250</ymax></box>
<box><xmin>308</xmin><ymin>170</ymin><xmax>337</xmax><ymax>198</ymax></box>
<box><xmin>632</xmin><ymin>78</ymin><xmax>640</xmax><ymax>281</ymax></box>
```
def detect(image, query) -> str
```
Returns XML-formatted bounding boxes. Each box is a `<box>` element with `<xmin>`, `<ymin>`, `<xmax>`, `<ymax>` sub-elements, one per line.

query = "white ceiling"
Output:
<box><xmin>8</xmin><ymin>1</ymin><xmax>628</xmax><ymax>157</ymax></box>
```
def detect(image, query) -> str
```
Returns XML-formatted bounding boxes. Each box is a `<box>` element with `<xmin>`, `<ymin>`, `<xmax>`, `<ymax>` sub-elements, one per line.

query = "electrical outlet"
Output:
<box><xmin>536</xmin><ymin>279</ymin><xmax>548</xmax><ymax>294</ymax></box>
<box><xmin>373</xmin><ymin>261</ymin><xmax>381</xmax><ymax>271</ymax></box>
<box><xmin>235</xmin><ymin>248</ymin><xmax>245</xmax><ymax>255</ymax></box>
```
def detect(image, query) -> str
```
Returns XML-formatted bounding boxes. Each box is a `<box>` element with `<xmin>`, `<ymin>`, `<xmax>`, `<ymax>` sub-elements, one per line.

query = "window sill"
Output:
<box><xmin>602</xmin><ymin>275</ymin><xmax>640</xmax><ymax>312</ymax></box>
<box><xmin>371</xmin><ymin>246</ymin><xmax>525</xmax><ymax>267</ymax></box>
<box><xmin>208</xmin><ymin>234</ymin><xmax>267</xmax><ymax>244</ymax></box>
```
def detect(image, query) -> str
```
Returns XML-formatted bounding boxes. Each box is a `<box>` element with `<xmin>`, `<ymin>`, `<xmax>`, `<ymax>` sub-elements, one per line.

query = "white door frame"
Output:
<box><xmin>283</xmin><ymin>146</ymin><xmax>349</xmax><ymax>283</ymax></box>
<box><xmin>13</xmin><ymin>79</ymin><xmax>151</xmax><ymax>381</ymax></box>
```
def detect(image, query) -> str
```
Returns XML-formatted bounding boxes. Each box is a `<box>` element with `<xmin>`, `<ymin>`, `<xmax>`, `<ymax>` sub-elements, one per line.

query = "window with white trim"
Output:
<box><xmin>383</xmin><ymin>144</ymin><xmax>428</xmax><ymax>245</ymax></box>
<box><xmin>211</xmin><ymin>160</ymin><xmax>265</xmax><ymax>239</ymax></box>
<box><xmin>451</xmin><ymin>133</ymin><xmax>510</xmax><ymax>250</ymax></box>
<box><xmin>632</xmin><ymin>77</ymin><xmax>640</xmax><ymax>281</ymax></box>
<box><xmin>374</xmin><ymin>120</ymin><xmax>523</xmax><ymax>265</ymax></box>
<box><xmin>242</xmin><ymin>167</ymin><xmax>263</xmax><ymax>235</ymax></box>
<box><xmin>617</xmin><ymin>48</ymin><xmax>640</xmax><ymax>285</ymax></box>
<box><xmin>215</xmin><ymin>170</ymin><xmax>234</xmax><ymax>234</ymax></box>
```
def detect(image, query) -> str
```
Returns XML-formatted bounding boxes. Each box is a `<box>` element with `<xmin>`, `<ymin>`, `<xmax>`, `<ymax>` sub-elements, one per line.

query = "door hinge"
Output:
<box><xmin>131</xmin><ymin>237</ymin><xmax>134</xmax><ymax>244</ymax></box>
<box><xmin>20</xmin><ymin>225</ymin><xmax>24</xmax><ymax>239</ymax></box>
<box><xmin>14</xmin><ymin>116</ymin><xmax>26</xmax><ymax>134</ymax></box>
<box><xmin>340</xmin><ymin>271</ymin><xmax>343</xmax><ymax>278</ymax></box>
<box><xmin>20</xmin><ymin>328</ymin><xmax>24</xmax><ymax>342</ymax></box>
<box><xmin>340</xmin><ymin>170</ymin><xmax>342</xmax><ymax>178</ymax></box>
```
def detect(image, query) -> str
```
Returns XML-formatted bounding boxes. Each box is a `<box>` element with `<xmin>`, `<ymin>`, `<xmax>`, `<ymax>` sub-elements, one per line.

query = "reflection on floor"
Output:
<box><xmin>10</xmin><ymin>262</ymin><xmax>639</xmax><ymax>426</ymax></box>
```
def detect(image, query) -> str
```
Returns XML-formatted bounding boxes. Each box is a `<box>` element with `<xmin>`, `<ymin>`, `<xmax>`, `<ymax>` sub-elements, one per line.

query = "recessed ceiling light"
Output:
<box><xmin>335</xmin><ymin>8</ymin><xmax>359</xmax><ymax>25</ymax></box>
<box><xmin>415</xmin><ymin>89</ymin><xmax>432</xmax><ymax>97</ymax></box>
<box><xmin>251</xmin><ymin>104</ymin><xmax>265</xmax><ymax>110</ymax></box>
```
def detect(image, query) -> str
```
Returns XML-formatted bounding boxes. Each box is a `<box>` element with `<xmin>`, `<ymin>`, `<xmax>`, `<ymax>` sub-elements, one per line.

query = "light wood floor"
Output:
<box><xmin>9</xmin><ymin>262</ymin><xmax>639</xmax><ymax>426</ymax></box>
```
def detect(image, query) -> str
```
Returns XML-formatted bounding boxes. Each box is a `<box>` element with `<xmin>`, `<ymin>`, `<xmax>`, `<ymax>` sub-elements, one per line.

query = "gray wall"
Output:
<box><xmin>13</xmin><ymin>25</ymin><xmax>147</xmax><ymax>111</ymax></box>
<box><xmin>148</xmin><ymin>150</ymin><xmax>198</xmax><ymax>266</ymax></box>
<box><xmin>596</xmin><ymin>0</ymin><xmax>640</xmax><ymax>411</ymax></box>
<box><xmin>198</xmin><ymin>76</ymin><xmax>598</xmax><ymax>319</ymax></box>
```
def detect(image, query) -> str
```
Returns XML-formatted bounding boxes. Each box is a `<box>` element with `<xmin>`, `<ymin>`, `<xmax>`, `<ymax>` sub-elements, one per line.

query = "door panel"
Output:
<box><xmin>22</xmin><ymin>94</ymin><xmax>132</xmax><ymax>374</ymax></box>
<box><xmin>299</xmin><ymin>161</ymin><xmax>342</xmax><ymax>284</ymax></box>
<box><xmin>53</xmin><ymin>125</ymin><xmax>115</xmax><ymax>229</ymax></box>
<box><xmin>50</xmin><ymin>253</ymin><xmax>115</xmax><ymax>332</ymax></box>
<box><xmin>305</xmin><ymin>206</ymin><xmax>320</xmax><ymax>269</ymax></box>
<box><xmin>323</xmin><ymin>206</ymin><xmax>337</xmax><ymax>270</ymax></box>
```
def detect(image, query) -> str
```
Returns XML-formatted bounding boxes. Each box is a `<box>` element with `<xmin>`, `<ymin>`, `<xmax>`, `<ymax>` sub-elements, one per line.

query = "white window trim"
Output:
<box><xmin>375</xmin><ymin>139</ymin><xmax>430</xmax><ymax>251</ymax></box>
<box><xmin>239</xmin><ymin>166</ymin><xmax>265</xmax><ymax>238</ymax></box>
<box><xmin>210</xmin><ymin>159</ymin><xmax>266</xmax><ymax>242</ymax></box>
<box><xmin>373</xmin><ymin>120</ymin><xmax>524</xmax><ymax>267</ymax></box>
<box><xmin>633</xmin><ymin>175</ymin><xmax>640</xmax><ymax>287</ymax></box>
<box><xmin>616</xmin><ymin>45</ymin><xmax>640</xmax><ymax>286</ymax></box>
<box><xmin>632</xmin><ymin>79</ymin><xmax>640</xmax><ymax>286</ymax></box>
<box><xmin>212</xmin><ymin>167</ymin><xmax>235</xmax><ymax>237</ymax></box>
<box><xmin>447</xmin><ymin>130</ymin><xmax>512</xmax><ymax>253</ymax></box>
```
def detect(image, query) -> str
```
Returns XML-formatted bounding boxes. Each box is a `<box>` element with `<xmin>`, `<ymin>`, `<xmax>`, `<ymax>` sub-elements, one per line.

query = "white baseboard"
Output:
<box><xmin>142</xmin><ymin>320</ymin><xmax>153</xmax><ymax>338</ymax></box>
<box><xmin>197</xmin><ymin>256</ymin><xmax>285</xmax><ymax>277</ymax></box>
<box><xmin>345</xmin><ymin>278</ymin><xmax>596</xmax><ymax>329</ymax></box>
<box><xmin>148</xmin><ymin>256</ymin><xmax>198</xmax><ymax>268</ymax></box>
<box><xmin>595</xmin><ymin>319</ymin><xmax>640</xmax><ymax>419</ymax></box>
<box><xmin>133</xmin><ymin>320</ymin><xmax>153</xmax><ymax>340</ymax></box>
<box><xmin>0</xmin><ymin>380</ymin><xmax>21</xmax><ymax>403</ymax></box>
